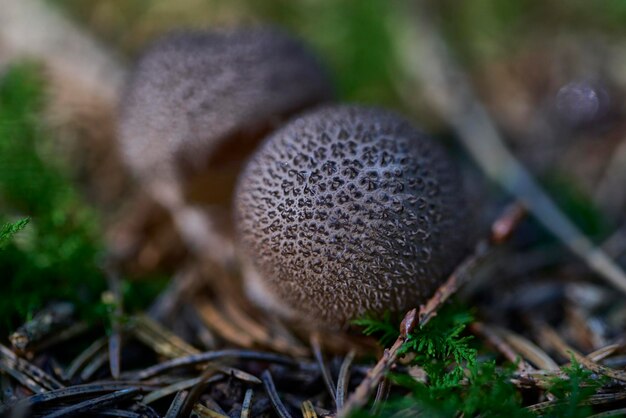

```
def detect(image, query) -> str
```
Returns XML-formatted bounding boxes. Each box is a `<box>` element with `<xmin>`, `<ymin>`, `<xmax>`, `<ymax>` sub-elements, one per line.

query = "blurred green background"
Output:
<box><xmin>2</xmin><ymin>0</ymin><xmax>626</xmax><ymax>330</ymax></box>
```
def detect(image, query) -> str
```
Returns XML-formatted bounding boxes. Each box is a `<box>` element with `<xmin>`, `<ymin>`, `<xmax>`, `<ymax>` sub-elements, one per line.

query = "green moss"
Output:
<box><xmin>355</xmin><ymin>304</ymin><xmax>609</xmax><ymax>417</ymax></box>
<box><xmin>0</xmin><ymin>63</ymin><xmax>108</xmax><ymax>332</ymax></box>
<box><xmin>0</xmin><ymin>63</ymin><xmax>167</xmax><ymax>334</ymax></box>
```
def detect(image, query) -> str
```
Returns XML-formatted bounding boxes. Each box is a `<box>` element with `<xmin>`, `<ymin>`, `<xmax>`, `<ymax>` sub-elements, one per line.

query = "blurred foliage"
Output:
<box><xmin>0</xmin><ymin>64</ymin><xmax>165</xmax><ymax>333</ymax></box>
<box><xmin>51</xmin><ymin>0</ymin><xmax>401</xmax><ymax>107</ymax></box>
<box><xmin>249</xmin><ymin>0</ymin><xmax>400</xmax><ymax>106</ymax></box>
<box><xmin>0</xmin><ymin>63</ymin><xmax>107</xmax><ymax>330</ymax></box>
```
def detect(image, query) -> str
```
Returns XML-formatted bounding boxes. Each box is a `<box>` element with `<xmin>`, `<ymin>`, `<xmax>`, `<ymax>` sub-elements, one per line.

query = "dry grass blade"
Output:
<box><xmin>262</xmin><ymin>370</ymin><xmax>293</xmax><ymax>418</ymax></box>
<box><xmin>64</xmin><ymin>337</ymin><xmax>107</xmax><ymax>381</ymax></box>
<box><xmin>216</xmin><ymin>366</ymin><xmax>261</xmax><ymax>384</ymax></box>
<box><xmin>195</xmin><ymin>302</ymin><xmax>255</xmax><ymax>348</ymax></box>
<box><xmin>540</xmin><ymin>325</ymin><xmax>626</xmax><ymax>383</ymax></box>
<box><xmin>493</xmin><ymin>326</ymin><xmax>559</xmax><ymax>371</ymax></box>
<box><xmin>0</xmin><ymin>344</ymin><xmax>63</xmax><ymax>391</ymax></box>
<box><xmin>134</xmin><ymin>349</ymin><xmax>296</xmax><ymax>380</ymax></box>
<box><xmin>80</xmin><ymin>351</ymin><xmax>109</xmax><ymax>381</ymax></box>
<box><xmin>470</xmin><ymin>322</ymin><xmax>529</xmax><ymax>371</ymax></box>
<box><xmin>15</xmin><ymin>382</ymin><xmax>150</xmax><ymax>408</ymax></box>
<box><xmin>336</xmin><ymin>350</ymin><xmax>355</xmax><ymax>410</ymax></box>
<box><xmin>181</xmin><ymin>305</ymin><xmax>217</xmax><ymax>350</ymax></box>
<box><xmin>222</xmin><ymin>300</ymin><xmax>308</xmax><ymax>356</ymax></box>
<box><xmin>192</xmin><ymin>402</ymin><xmax>229</xmax><ymax>418</ymax></box>
<box><xmin>131</xmin><ymin>314</ymin><xmax>200</xmax><ymax>358</ymax></box>
<box><xmin>142</xmin><ymin>376</ymin><xmax>218</xmax><ymax>404</ymax></box>
<box><xmin>587</xmin><ymin>344</ymin><xmax>623</xmax><ymax>363</ymax></box>
<box><xmin>164</xmin><ymin>390</ymin><xmax>187</xmax><ymax>418</ymax></box>
<box><xmin>301</xmin><ymin>400</ymin><xmax>318</xmax><ymax>418</ymax></box>
<box><xmin>241</xmin><ymin>389</ymin><xmax>253</xmax><ymax>418</ymax></box>
<box><xmin>40</xmin><ymin>387</ymin><xmax>140</xmax><ymax>418</ymax></box>
<box><xmin>310</xmin><ymin>333</ymin><xmax>337</xmax><ymax>407</ymax></box>
<box><xmin>390</xmin><ymin>1</ymin><xmax>626</xmax><ymax>295</ymax></box>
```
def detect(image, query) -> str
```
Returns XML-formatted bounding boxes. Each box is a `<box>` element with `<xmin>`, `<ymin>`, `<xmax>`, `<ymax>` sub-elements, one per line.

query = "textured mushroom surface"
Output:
<box><xmin>118</xmin><ymin>27</ymin><xmax>333</xmax><ymax>184</ymax></box>
<box><xmin>234</xmin><ymin>105</ymin><xmax>469</xmax><ymax>328</ymax></box>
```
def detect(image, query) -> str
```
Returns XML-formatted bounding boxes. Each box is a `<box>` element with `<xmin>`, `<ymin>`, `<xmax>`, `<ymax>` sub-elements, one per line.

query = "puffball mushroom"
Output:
<box><xmin>234</xmin><ymin>105</ymin><xmax>469</xmax><ymax>329</ymax></box>
<box><xmin>117</xmin><ymin>27</ymin><xmax>333</xmax><ymax>259</ymax></box>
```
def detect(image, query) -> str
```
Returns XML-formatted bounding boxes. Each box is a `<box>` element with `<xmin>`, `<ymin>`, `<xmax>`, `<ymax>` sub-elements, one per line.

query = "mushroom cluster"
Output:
<box><xmin>118</xmin><ymin>26</ymin><xmax>469</xmax><ymax>330</ymax></box>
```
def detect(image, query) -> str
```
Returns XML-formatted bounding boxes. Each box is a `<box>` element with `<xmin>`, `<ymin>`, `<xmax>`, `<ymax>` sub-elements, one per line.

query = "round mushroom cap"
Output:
<box><xmin>118</xmin><ymin>27</ymin><xmax>334</xmax><ymax>185</ymax></box>
<box><xmin>234</xmin><ymin>105</ymin><xmax>469</xmax><ymax>329</ymax></box>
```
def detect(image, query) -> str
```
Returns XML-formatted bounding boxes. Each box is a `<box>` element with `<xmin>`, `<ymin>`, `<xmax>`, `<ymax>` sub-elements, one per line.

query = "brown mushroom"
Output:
<box><xmin>234</xmin><ymin>105</ymin><xmax>469</xmax><ymax>329</ymax></box>
<box><xmin>117</xmin><ymin>27</ymin><xmax>334</xmax><ymax>261</ymax></box>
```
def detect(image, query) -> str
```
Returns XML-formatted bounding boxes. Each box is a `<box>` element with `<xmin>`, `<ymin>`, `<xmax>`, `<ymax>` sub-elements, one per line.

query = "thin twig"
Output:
<box><xmin>338</xmin><ymin>202</ymin><xmax>526</xmax><ymax>417</ymax></box>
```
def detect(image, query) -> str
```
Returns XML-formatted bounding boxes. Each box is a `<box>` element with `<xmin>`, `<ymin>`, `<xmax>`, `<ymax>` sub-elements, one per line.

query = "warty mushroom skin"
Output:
<box><xmin>119</xmin><ymin>27</ymin><xmax>333</xmax><ymax>189</ymax></box>
<box><xmin>116</xmin><ymin>27</ymin><xmax>333</xmax><ymax>258</ymax></box>
<box><xmin>234</xmin><ymin>105</ymin><xmax>469</xmax><ymax>329</ymax></box>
